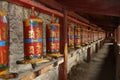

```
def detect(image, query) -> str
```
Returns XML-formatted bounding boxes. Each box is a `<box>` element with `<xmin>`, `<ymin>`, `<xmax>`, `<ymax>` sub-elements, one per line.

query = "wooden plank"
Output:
<box><xmin>59</xmin><ymin>9</ymin><xmax>68</xmax><ymax>80</ymax></box>
<box><xmin>38</xmin><ymin>64</ymin><xmax>54</xmax><ymax>74</ymax></box>
<box><xmin>21</xmin><ymin>72</ymin><xmax>36</xmax><ymax>80</ymax></box>
<box><xmin>10</xmin><ymin>58</ymin><xmax>63</xmax><ymax>80</ymax></box>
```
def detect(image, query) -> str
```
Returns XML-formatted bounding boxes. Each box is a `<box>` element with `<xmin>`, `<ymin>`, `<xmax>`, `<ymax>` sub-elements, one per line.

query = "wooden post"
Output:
<box><xmin>59</xmin><ymin>9</ymin><xmax>68</xmax><ymax>80</ymax></box>
<box><xmin>114</xmin><ymin>29</ymin><xmax>117</xmax><ymax>43</ymax></box>
<box><xmin>116</xmin><ymin>26</ymin><xmax>120</xmax><ymax>80</ymax></box>
<box><xmin>96</xmin><ymin>43</ymin><xmax>98</xmax><ymax>53</ymax></box>
<box><xmin>87</xmin><ymin>47</ymin><xmax>91</xmax><ymax>62</ymax></box>
<box><xmin>117</xmin><ymin>26</ymin><xmax>120</xmax><ymax>44</ymax></box>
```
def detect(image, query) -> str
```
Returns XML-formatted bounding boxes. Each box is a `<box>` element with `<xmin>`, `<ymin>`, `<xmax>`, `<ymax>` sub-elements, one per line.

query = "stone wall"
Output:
<box><xmin>0</xmin><ymin>1</ymin><xmax>103</xmax><ymax>80</ymax></box>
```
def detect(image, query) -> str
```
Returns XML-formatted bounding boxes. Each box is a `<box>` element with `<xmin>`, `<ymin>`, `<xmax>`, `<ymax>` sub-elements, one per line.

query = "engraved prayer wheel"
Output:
<box><xmin>24</xmin><ymin>7</ymin><xmax>43</xmax><ymax>60</ymax></box>
<box><xmin>91</xmin><ymin>30</ymin><xmax>94</xmax><ymax>42</ymax></box>
<box><xmin>74</xmin><ymin>25</ymin><xmax>81</xmax><ymax>48</ymax></box>
<box><xmin>81</xmin><ymin>27</ymin><xmax>87</xmax><ymax>46</ymax></box>
<box><xmin>86</xmin><ymin>28</ymin><xmax>89</xmax><ymax>44</ymax></box>
<box><xmin>93</xmin><ymin>30</ymin><xmax>95</xmax><ymax>41</ymax></box>
<box><xmin>94</xmin><ymin>30</ymin><xmax>97</xmax><ymax>41</ymax></box>
<box><xmin>67</xmin><ymin>24</ymin><xmax>74</xmax><ymax>49</ymax></box>
<box><xmin>0</xmin><ymin>12</ymin><xmax>8</xmax><ymax>75</ymax></box>
<box><xmin>87</xmin><ymin>28</ymin><xmax>91</xmax><ymax>43</ymax></box>
<box><xmin>46</xmin><ymin>14</ymin><xmax>60</xmax><ymax>54</ymax></box>
<box><xmin>89</xmin><ymin>29</ymin><xmax>93</xmax><ymax>43</ymax></box>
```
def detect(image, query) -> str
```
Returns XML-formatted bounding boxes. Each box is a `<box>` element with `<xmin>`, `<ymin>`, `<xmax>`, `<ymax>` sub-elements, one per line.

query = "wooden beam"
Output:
<box><xmin>7</xmin><ymin>0</ymin><xmax>100</xmax><ymax>31</ymax></box>
<box><xmin>59</xmin><ymin>9</ymin><xmax>68</xmax><ymax>80</ymax></box>
<box><xmin>56</xmin><ymin>0</ymin><xmax>120</xmax><ymax>17</ymax></box>
<box><xmin>37</xmin><ymin>0</ymin><xmax>90</xmax><ymax>24</ymax></box>
<box><xmin>15</xmin><ymin>58</ymin><xmax>63</xmax><ymax>80</ymax></box>
<box><xmin>7</xmin><ymin>0</ymin><xmax>64</xmax><ymax>17</ymax></box>
<box><xmin>37</xmin><ymin>0</ymin><xmax>63</xmax><ymax>11</ymax></box>
<box><xmin>68</xmin><ymin>16</ymin><xmax>96</xmax><ymax>30</ymax></box>
<box><xmin>67</xmin><ymin>11</ymin><xmax>90</xmax><ymax>24</ymax></box>
<box><xmin>76</xmin><ymin>8</ymin><xmax>120</xmax><ymax>17</ymax></box>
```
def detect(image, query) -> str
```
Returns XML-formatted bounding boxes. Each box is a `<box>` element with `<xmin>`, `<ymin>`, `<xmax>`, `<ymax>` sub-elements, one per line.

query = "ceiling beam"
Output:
<box><xmin>37</xmin><ymin>0</ymin><xmax>90</xmax><ymax>23</ymax></box>
<box><xmin>7</xmin><ymin>0</ymin><xmax>104</xmax><ymax>31</ymax></box>
<box><xmin>56</xmin><ymin>0</ymin><xmax>120</xmax><ymax>17</ymax></box>
<box><xmin>67</xmin><ymin>11</ymin><xmax>90</xmax><ymax>24</ymax></box>
<box><xmin>36</xmin><ymin>0</ymin><xmax>63</xmax><ymax>11</ymax></box>
<box><xmin>76</xmin><ymin>8</ymin><xmax>120</xmax><ymax>17</ymax></box>
<box><xmin>7</xmin><ymin>0</ymin><xmax>64</xmax><ymax>17</ymax></box>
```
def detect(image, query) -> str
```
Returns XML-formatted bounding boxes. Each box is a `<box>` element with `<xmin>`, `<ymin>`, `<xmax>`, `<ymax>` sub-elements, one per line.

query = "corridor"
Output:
<box><xmin>0</xmin><ymin>1</ymin><xmax>119</xmax><ymax>80</ymax></box>
<box><xmin>68</xmin><ymin>43</ymin><xmax>116</xmax><ymax>80</ymax></box>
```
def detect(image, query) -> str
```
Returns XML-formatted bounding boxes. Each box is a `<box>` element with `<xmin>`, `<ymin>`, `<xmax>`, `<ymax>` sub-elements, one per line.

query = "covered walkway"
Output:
<box><xmin>68</xmin><ymin>43</ymin><xmax>116</xmax><ymax>80</ymax></box>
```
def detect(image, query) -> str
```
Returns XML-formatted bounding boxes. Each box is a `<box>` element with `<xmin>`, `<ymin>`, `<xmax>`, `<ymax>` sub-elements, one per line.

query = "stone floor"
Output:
<box><xmin>68</xmin><ymin>43</ymin><xmax>116</xmax><ymax>80</ymax></box>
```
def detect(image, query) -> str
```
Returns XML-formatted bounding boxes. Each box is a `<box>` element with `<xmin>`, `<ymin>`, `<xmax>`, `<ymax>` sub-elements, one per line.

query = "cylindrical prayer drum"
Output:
<box><xmin>88</xmin><ymin>30</ymin><xmax>90</xmax><ymax>43</ymax></box>
<box><xmin>93</xmin><ymin>30</ymin><xmax>95</xmax><ymax>41</ymax></box>
<box><xmin>24</xmin><ymin>8</ymin><xmax>43</xmax><ymax>60</ymax></box>
<box><xmin>94</xmin><ymin>31</ymin><xmax>97</xmax><ymax>41</ymax></box>
<box><xmin>92</xmin><ymin>30</ymin><xmax>94</xmax><ymax>42</ymax></box>
<box><xmin>74</xmin><ymin>26</ymin><xmax>81</xmax><ymax>48</ymax></box>
<box><xmin>0</xmin><ymin>12</ymin><xmax>8</xmax><ymax>73</ymax></box>
<box><xmin>67</xmin><ymin>24</ymin><xmax>74</xmax><ymax>49</ymax></box>
<box><xmin>46</xmin><ymin>19</ymin><xmax>60</xmax><ymax>54</ymax></box>
<box><xmin>81</xmin><ymin>27</ymin><xmax>86</xmax><ymax>45</ymax></box>
<box><xmin>81</xmin><ymin>28</ymin><xmax>83</xmax><ymax>45</ymax></box>
<box><xmin>90</xmin><ymin>29</ymin><xmax>93</xmax><ymax>43</ymax></box>
<box><xmin>85</xmin><ymin>28</ymin><xmax>89</xmax><ymax>44</ymax></box>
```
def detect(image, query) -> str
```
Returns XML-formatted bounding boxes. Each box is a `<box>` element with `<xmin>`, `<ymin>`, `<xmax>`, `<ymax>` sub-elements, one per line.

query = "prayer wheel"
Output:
<box><xmin>74</xmin><ymin>25</ymin><xmax>81</xmax><ymax>48</ymax></box>
<box><xmin>93</xmin><ymin>30</ymin><xmax>95</xmax><ymax>42</ymax></box>
<box><xmin>86</xmin><ymin>28</ymin><xmax>89</xmax><ymax>44</ymax></box>
<box><xmin>94</xmin><ymin>30</ymin><xmax>97</xmax><ymax>41</ymax></box>
<box><xmin>46</xmin><ymin>14</ymin><xmax>60</xmax><ymax>54</ymax></box>
<box><xmin>67</xmin><ymin>24</ymin><xmax>74</xmax><ymax>49</ymax></box>
<box><xmin>87</xmin><ymin>28</ymin><xmax>91</xmax><ymax>44</ymax></box>
<box><xmin>81</xmin><ymin>27</ymin><xmax>87</xmax><ymax>46</ymax></box>
<box><xmin>24</xmin><ymin>7</ymin><xmax>43</xmax><ymax>60</ymax></box>
<box><xmin>92</xmin><ymin>30</ymin><xmax>94</xmax><ymax>42</ymax></box>
<box><xmin>0</xmin><ymin>12</ymin><xmax>8</xmax><ymax>75</ymax></box>
<box><xmin>90</xmin><ymin>29</ymin><xmax>93</xmax><ymax>43</ymax></box>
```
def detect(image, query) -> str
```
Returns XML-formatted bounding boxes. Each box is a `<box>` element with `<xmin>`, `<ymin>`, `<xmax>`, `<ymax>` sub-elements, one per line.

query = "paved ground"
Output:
<box><xmin>68</xmin><ymin>43</ymin><xmax>116</xmax><ymax>80</ymax></box>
